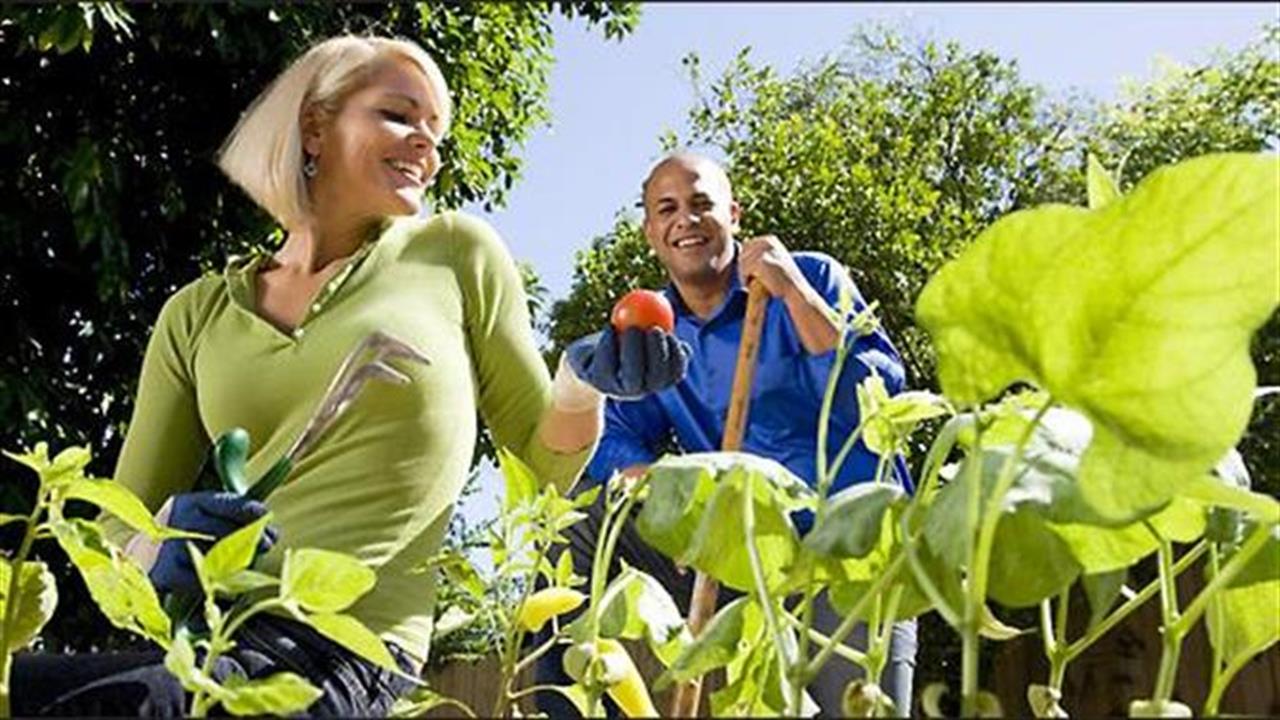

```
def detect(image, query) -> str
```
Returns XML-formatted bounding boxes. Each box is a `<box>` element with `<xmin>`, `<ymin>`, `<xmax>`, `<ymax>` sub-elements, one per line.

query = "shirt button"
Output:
<box><xmin>293</xmin><ymin>328</ymin><xmax>305</xmax><ymax>340</ymax></box>
<box><xmin>311</xmin><ymin>302</ymin><xmax>323</xmax><ymax>313</ymax></box>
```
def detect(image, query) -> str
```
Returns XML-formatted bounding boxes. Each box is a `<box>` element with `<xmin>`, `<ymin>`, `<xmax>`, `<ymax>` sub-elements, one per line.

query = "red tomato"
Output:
<box><xmin>611</xmin><ymin>289</ymin><xmax>675</xmax><ymax>334</ymax></box>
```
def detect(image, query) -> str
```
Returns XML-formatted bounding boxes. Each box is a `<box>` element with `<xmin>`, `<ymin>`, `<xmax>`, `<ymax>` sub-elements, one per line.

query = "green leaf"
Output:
<box><xmin>1206</xmin><ymin>575</ymin><xmax>1279</xmax><ymax>678</ymax></box>
<box><xmin>62</xmin><ymin>478</ymin><xmax>198</xmax><ymax>542</ymax></box>
<box><xmin>1086</xmin><ymin>154</ymin><xmax>1121</xmax><ymax>209</ymax></box>
<box><xmin>498</xmin><ymin>447</ymin><xmax>538</xmax><ymax>512</ymax></box>
<box><xmin>1225</xmin><ymin>523</ymin><xmax>1280</xmax><ymax>589</ymax></box>
<box><xmin>3</xmin><ymin>442</ymin><xmax>50</xmax><ymax>476</ymax></box>
<box><xmin>164</xmin><ymin>632</ymin><xmax>221</xmax><ymax>697</ymax></box>
<box><xmin>1083</xmin><ymin>569</ymin><xmax>1128</xmax><ymax>629</ymax></box>
<box><xmin>0</xmin><ymin>560</ymin><xmax>58</xmax><ymax>652</ymax></box>
<box><xmin>220</xmin><ymin>671</ymin><xmax>323</xmax><ymax>716</ymax></box>
<box><xmin>204</xmin><ymin>514</ymin><xmax>272</xmax><ymax>589</ymax></box>
<box><xmin>588</xmin><ymin>566</ymin><xmax>690</xmax><ymax>667</ymax></box>
<box><xmin>924</xmin><ymin>439</ymin><xmax>1083</xmax><ymax>607</ymax></box>
<box><xmin>657</xmin><ymin>597</ymin><xmax>758</xmax><ymax>690</ymax></box>
<box><xmin>635</xmin><ymin>452</ymin><xmax>813</xmax><ymax>593</ymax></box>
<box><xmin>52</xmin><ymin>518</ymin><xmax>170</xmax><ymax>647</ymax></box>
<box><xmin>857</xmin><ymin>372</ymin><xmax>950</xmax><ymax>455</ymax></box>
<box><xmin>305</xmin><ymin>612</ymin><xmax>398</xmax><ymax>672</ymax></box>
<box><xmin>917</xmin><ymin>153</ymin><xmax>1280</xmax><ymax>523</ymax></box>
<box><xmin>804</xmin><ymin>483</ymin><xmax>906</xmax><ymax>559</ymax></box>
<box><xmin>281</xmin><ymin>548</ymin><xmax>376</xmax><ymax>613</ymax></box>
<box><xmin>219</xmin><ymin>569</ymin><xmax>280</xmax><ymax>596</ymax></box>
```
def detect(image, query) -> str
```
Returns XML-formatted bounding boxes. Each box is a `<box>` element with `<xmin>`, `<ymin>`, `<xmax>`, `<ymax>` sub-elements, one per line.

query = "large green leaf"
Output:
<box><xmin>220</xmin><ymin>671</ymin><xmax>323</xmax><ymax>716</ymax></box>
<box><xmin>0</xmin><ymin>560</ymin><xmax>57</xmax><ymax>652</ymax></box>
<box><xmin>636</xmin><ymin>453</ymin><xmax>814</xmax><ymax>593</ymax></box>
<box><xmin>304</xmin><ymin>612</ymin><xmax>398</xmax><ymax>672</ymax></box>
<box><xmin>204</xmin><ymin>514</ymin><xmax>273</xmax><ymax>590</ymax></box>
<box><xmin>918</xmin><ymin>153</ymin><xmax>1280</xmax><ymax>523</ymax></box>
<box><xmin>281</xmin><ymin>548</ymin><xmax>375</xmax><ymax>614</ymax></box>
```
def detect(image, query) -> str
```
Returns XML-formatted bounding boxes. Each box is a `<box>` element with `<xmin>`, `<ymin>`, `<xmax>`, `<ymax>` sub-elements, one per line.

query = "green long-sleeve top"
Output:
<box><xmin>102</xmin><ymin>211</ymin><xmax>592</xmax><ymax>667</ymax></box>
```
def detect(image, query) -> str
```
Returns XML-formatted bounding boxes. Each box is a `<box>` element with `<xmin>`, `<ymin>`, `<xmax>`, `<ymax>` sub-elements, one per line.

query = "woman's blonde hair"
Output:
<box><xmin>217</xmin><ymin>35</ymin><xmax>450</xmax><ymax>228</ymax></box>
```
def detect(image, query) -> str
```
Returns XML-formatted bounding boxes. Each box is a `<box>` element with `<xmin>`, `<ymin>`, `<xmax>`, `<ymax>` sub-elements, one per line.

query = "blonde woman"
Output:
<box><xmin>15</xmin><ymin>34</ymin><xmax>685</xmax><ymax>716</ymax></box>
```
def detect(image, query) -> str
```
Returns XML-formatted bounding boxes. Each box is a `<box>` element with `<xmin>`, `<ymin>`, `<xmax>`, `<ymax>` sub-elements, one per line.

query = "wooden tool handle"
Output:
<box><xmin>668</xmin><ymin>279</ymin><xmax>770</xmax><ymax>717</ymax></box>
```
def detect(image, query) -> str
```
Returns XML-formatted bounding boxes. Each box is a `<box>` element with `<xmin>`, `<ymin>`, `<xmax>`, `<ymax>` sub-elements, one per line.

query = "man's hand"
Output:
<box><xmin>565</xmin><ymin>326</ymin><xmax>688</xmax><ymax>399</ymax></box>
<box><xmin>149</xmin><ymin>491</ymin><xmax>278</xmax><ymax>594</ymax></box>
<box><xmin>739</xmin><ymin>235</ymin><xmax>808</xmax><ymax>300</ymax></box>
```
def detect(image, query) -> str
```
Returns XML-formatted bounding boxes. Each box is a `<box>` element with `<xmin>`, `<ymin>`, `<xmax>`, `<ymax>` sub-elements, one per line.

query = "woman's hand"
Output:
<box><xmin>147</xmin><ymin>491</ymin><xmax>279</xmax><ymax>593</ymax></box>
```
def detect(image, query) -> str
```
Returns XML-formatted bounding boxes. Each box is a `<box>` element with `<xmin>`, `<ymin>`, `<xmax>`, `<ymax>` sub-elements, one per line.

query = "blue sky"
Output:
<box><xmin>466</xmin><ymin>2</ymin><xmax>1276</xmax><ymax>303</ymax></box>
<box><xmin>458</xmin><ymin>2</ymin><xmax>1276</xmax><ymax>533</ymax></box>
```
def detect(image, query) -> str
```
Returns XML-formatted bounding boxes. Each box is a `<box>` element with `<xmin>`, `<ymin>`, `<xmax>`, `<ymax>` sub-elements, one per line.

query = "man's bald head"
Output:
<box><xmin>641</xmin><ymin>152</ymin><xmax>734</xmax><ymax>206</ymax></box>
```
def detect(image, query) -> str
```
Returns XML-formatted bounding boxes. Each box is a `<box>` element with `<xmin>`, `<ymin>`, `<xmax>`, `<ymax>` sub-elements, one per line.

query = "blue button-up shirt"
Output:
<box><xmin>586</xmin><ymin>251</ymin><xmax>912</xmax><ymax>529</ymax></box>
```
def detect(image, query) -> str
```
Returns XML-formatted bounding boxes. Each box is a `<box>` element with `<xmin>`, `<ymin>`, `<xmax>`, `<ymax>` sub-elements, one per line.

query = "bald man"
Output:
<box><xmin>545</xmin><ymin>153</ymin><xmax>918</xmax><ymax>717</ymax></box>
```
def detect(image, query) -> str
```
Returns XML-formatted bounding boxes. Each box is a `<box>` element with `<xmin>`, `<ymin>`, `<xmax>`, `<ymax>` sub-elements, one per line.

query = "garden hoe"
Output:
<box><xmin>668</xmin><ymin>279</ymin><xmax>770</xmax><ymax>717</ymax></box>
<box><xmin>166</xmin><ymin>330</ymin><xmax>430</xmax><ymax>629</ymax></box>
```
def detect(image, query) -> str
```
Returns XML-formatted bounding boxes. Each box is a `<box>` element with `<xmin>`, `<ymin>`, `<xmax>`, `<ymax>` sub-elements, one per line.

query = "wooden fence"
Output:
<box><xmin>423</xmin><ymin>562</ymin><xmax>1279</xmax><ymax>717</ymax></box>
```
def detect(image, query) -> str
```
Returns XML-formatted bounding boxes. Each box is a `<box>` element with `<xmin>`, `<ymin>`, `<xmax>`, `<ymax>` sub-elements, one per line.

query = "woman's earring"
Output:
<box><xmin>303</xmin><ymin>154</ymin><xmax>318</xmax><ymax>178</ymax></box>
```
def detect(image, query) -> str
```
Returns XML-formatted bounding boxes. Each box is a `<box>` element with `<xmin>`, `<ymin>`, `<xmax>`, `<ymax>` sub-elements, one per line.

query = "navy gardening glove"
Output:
<box><xmin>565</xmin><ymin>325</ymin><xmax>689</xmax><ymax>399</ymax></box>
<box><xmin>149</xmin><ymin>491</ymin><xmax>278</xmax><ymax>594</ymax></box>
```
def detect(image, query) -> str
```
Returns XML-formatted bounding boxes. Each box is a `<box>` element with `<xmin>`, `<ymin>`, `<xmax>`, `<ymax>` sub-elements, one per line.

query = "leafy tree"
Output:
<box><xmin>0</xmin><ymin>1</ymin><xmax>639</xmax><ymax>652</ymax></box>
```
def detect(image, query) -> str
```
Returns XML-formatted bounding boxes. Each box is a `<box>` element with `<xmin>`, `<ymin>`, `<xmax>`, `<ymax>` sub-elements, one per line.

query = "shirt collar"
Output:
<box><xmin>663</xmin><ymin>244</ymin><xmax>747</xmax><ymax>325</ymax></box>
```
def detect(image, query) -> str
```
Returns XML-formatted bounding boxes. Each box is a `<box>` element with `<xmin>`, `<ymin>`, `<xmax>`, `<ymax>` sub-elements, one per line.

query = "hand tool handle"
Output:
<box><xmin>668</xmin><ymin>279</ymin><xmax>770</xmax><ymax>717</ymax></box>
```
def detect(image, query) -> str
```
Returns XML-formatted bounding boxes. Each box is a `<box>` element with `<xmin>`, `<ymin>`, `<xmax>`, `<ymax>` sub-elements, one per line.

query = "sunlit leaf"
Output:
<box><xmin>281</xmin><ymin>548</ymin><xmax>375</xmax><ymax>613</ymax></box>
<box><xmin>220</xmin><ymin>671</ymin><xmax>322</xmax><ymax>716</ymax></box>
<box><xmin>305</xmin><ymin>612</ymin><xmax>398</xmax><ymax>672</ymax></box>
<box><xmin>918</xmin><ymin>154</ymin><xmax>1280</xmax><ymax>523</ymax></box>
<box><xmin>0</xmin><ymin>560</ymin><xmax>57</xmax><ymax>652</ymax></box>
<box><xmin>204</xmin><ymin>514</ymin><xmax>272</xmax><ymax>589</ymax></box>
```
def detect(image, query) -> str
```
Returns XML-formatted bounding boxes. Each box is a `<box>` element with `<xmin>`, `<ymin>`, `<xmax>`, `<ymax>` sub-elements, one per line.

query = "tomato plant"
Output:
<box><xmin>611</xmin><ymin>289</ymin><xmax>675</xmax><ymax>334</ymax></box>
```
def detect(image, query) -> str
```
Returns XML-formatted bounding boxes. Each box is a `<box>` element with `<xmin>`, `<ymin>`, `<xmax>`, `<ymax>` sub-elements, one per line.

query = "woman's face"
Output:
<box><xmin>305</xmin><ymin>56</ymin><xmax>447</xmax><ymax>222</ymax></box>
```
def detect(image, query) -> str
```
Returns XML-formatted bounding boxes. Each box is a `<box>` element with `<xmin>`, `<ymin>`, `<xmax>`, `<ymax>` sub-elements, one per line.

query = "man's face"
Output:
<box><xmin>642</xmin><ymin>157</ymin><xmax>739</xmax><ymax>287</ymax></box>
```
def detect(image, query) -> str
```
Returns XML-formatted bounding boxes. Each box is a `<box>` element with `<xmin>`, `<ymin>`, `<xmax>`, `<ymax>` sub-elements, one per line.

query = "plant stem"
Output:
<box><xmin>0</xmin><ymin>498</ymin><xmax>44</xmax><ymax>719</ymax></box>
<box><xmin>1204</xmin><ymin>652</ymin><xmax>1253</xmax><ymax>716</ymax></box>
<box><xmin>512</xmin><ymin>633</ymin><xmax>565</xmax><ymax>678</ymax></box>
<box><xmin>781</xmin><ymin>612</ymin><xmax>867</xmax><ymax>665</ymax></box>
<box><xmin>804</xmin><ymin>551</ymin><xmax>907</xmax><ymax>678</ymax></box>
<box><xmin>742</xmin><ymin>481</ymin><xmax>794</xmax><ymax>685</ymax></box>
<box><xmin>1062</xmin><ymin>541</ymin><xmax>1207</xmax><ymax>661</ymax></box>
<box><xmin>1172</xmin><ymin>522</ymin><xmax>1272</xmax><ymax>637</ymax></box>
<box><xmin>1151</xmin><ymin>532</ymin><xmax>1182</xmax><ymax>703</ymax></box>
<box><xmin>963</xmin><ymin>401</ymin><xmax>1051</xmax><ymax>715</ymax></box>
